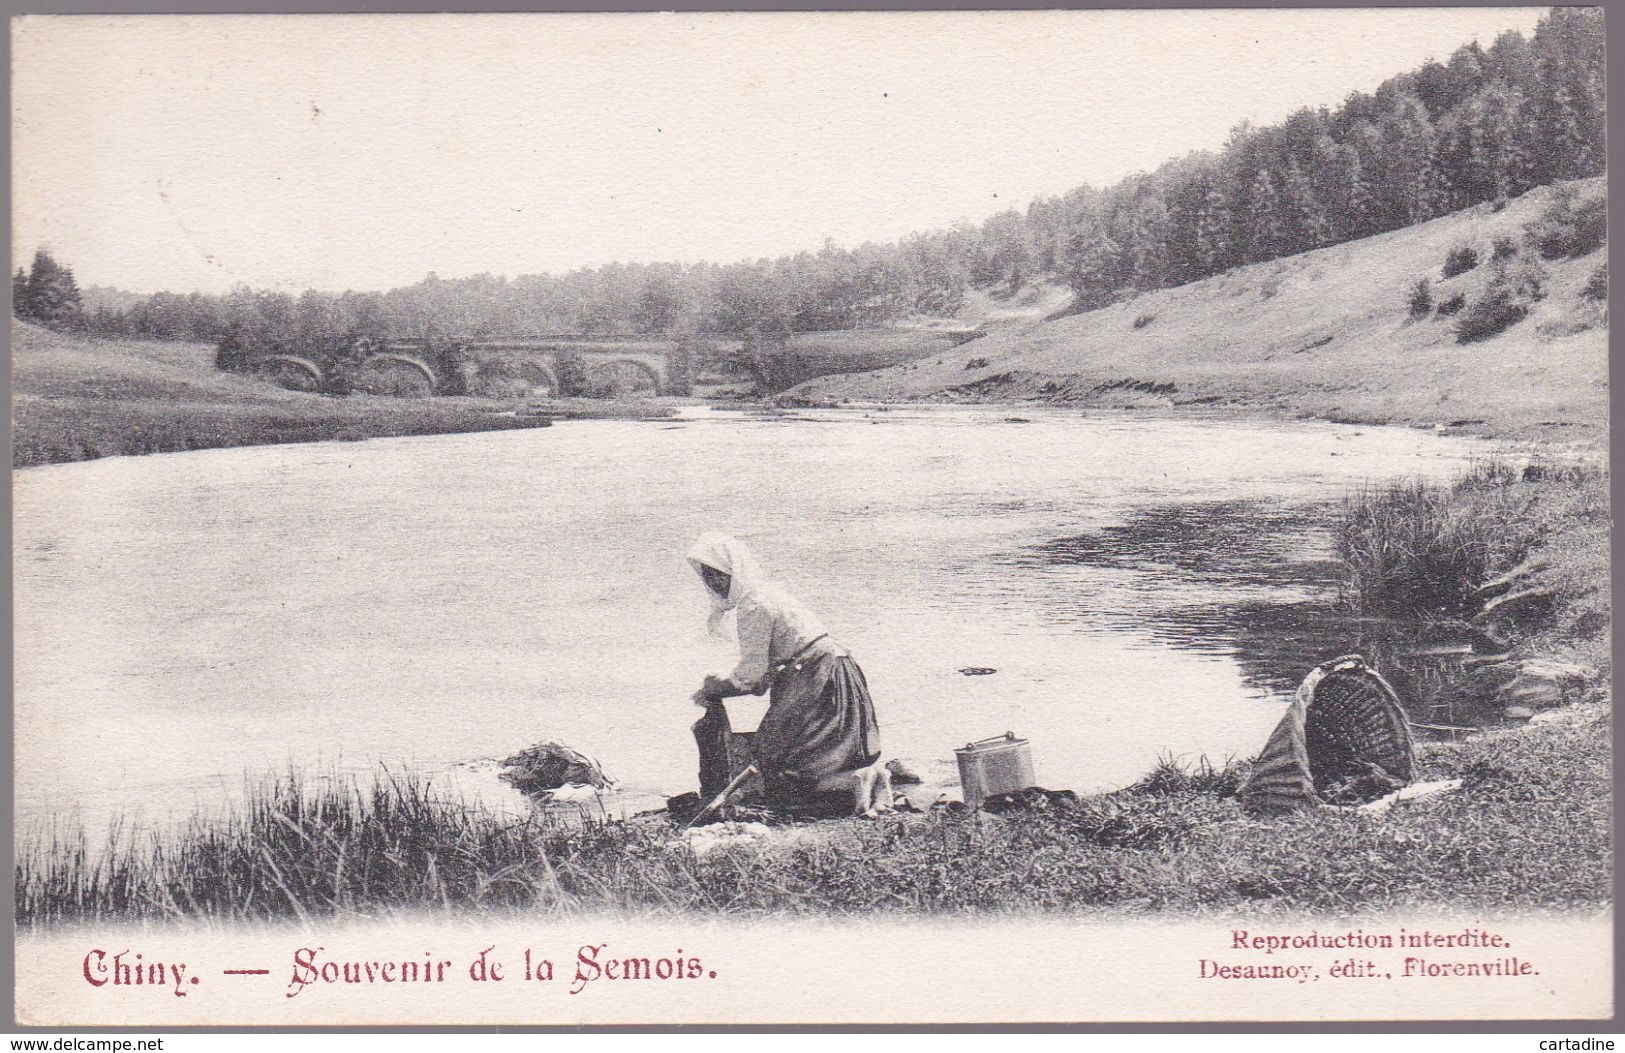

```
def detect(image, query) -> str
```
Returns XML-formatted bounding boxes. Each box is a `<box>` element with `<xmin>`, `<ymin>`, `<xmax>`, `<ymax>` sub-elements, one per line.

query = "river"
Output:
<box><xmin>13</xmin><ymin>406</ymin><xmax>1485</xmax><ymax>833</ymax></box>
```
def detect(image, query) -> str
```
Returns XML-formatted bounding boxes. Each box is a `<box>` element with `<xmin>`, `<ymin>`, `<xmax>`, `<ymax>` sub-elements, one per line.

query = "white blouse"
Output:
<box><xmin>728</xmin><ymin>582</ymin><xmax>832</xmax><ymax>694</ymax></box>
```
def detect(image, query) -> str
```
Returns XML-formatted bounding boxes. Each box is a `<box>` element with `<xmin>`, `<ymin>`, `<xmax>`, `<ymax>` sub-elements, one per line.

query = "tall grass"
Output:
<box><xmin>11</xmin><ymin>399</ymin><xmax>559</xmax><ymax>468</ymax></box>
<box><xmin>1339</xmin><ymin>482</ymin><xmax>1490</xmax><ymax>620</ymax></box>
<box><xmin>13</xmin><ymin>396</ymin><xmax>675</xmax><ymax>468</ymax></box>
<box><xmin>1338</xmin><ymin>463</ymin><xmax>1532</xmax><ymax>620</ymax></box>
<box><xmin>1337</xmin><ymin>460</ymin><xmax>1609</xmax><ymax>666</ymax></box>
<box><xmin>18</xmin><ymin>709</ymin><xmax>1612</xmax><ymax>924</ymax></box>
<box><xmin>15</xmin><ymin>771</ymin><xmax>591</xmax><ymax>925</ymax></box>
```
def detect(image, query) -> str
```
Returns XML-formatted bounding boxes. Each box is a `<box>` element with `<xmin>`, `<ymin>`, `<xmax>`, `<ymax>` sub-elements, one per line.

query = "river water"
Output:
<box><xmin>14</xmin><ymin>406</ymin><xmax>1484</xmax><ymax>833</ymax></box>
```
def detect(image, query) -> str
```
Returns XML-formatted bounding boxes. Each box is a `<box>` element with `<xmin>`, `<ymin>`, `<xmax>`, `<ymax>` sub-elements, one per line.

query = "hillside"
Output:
<box><xmin>793</xmin><ymin>179</ymin><xmax>1608</xmax><ymax>444</ymax></box>
<box><xmin>14</xmin><ymin>321</ymin><xmax>325</xmax><ymax>406</ymax></box>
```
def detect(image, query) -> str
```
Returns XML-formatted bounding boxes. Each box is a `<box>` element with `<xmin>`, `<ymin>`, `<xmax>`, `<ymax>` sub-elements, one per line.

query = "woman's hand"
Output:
<box><xmin>694</xmin><ymin>674</ymin><xmax>736</xmax><ymax>705</ymax></box>
<box><xmin>690</xmin><ymin>689</ymin><xmax>714</xmax><ymax>709</ymax></box>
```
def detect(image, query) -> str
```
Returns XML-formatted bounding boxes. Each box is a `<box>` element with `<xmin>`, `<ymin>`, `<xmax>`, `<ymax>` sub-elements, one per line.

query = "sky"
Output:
<box><xmin>13</xmin><ymin>8</ymin><xmax>1547</xmax><ymax>296</ymax></box>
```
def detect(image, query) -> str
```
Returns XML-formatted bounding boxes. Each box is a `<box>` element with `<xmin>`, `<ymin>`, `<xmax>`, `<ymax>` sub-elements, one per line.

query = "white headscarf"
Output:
<box><xmin>686</xmin><ymin>531</ymin><xmax>764</xmax><ymax>636</ymax></box>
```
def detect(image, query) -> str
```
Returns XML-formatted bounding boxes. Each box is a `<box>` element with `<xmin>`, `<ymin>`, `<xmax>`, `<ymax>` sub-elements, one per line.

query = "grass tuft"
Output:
<box><xmin>1336</xmin><ymin>461</ymin><xmax>1609</xmax><ymax>671</ymax></box>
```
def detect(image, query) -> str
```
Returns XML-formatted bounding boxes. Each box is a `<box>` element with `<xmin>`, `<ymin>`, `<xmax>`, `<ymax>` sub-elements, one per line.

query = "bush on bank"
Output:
<box><xmin>1336</xmin><ymin>462</ymin><xmax>1609</xmax><ymax>657</ymax></box>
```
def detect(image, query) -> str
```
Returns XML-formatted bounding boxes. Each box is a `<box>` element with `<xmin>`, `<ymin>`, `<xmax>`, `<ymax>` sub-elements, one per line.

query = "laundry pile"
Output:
<box><xmin>499</xmin><ymin>740</ymin><xmax>617</xmax><ymax>803</ymax></box>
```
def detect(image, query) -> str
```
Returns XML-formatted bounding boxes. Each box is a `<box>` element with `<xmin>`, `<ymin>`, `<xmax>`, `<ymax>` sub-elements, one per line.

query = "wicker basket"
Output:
<box><xmin>1303</xmin><ymin>655</ymin><xmax>1416</xmax><ymax>803</ymax></box>
<box><xmin>1240</xmin><ymin>654</ymin><xmax>1416</xmax><ymax>814</ymax></box>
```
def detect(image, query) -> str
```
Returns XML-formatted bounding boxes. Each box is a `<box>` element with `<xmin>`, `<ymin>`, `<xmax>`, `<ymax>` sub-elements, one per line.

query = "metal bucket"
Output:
<box><xmin>955</xmin><ymin>732</ymin><xmax>1036</xmax><ymax>807</ymax></box>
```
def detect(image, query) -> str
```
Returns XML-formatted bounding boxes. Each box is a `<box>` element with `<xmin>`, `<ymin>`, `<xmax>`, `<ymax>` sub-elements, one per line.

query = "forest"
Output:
<box><xmin>14</xmin><ymin>7</ymin><xmax>1604</xmax><ymax>365</ymax></box>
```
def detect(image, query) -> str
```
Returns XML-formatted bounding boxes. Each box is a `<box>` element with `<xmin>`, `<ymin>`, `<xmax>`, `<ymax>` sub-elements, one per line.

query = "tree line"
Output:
<box><xmin>1016</xmin><ymin>6</ymin><xmax>1604</xmax><ymax>309</ymax></box>
<box><xmin>18</xmin><ymin>7</ymin><xmax>1604</xmax><ymax>362</ymax></box>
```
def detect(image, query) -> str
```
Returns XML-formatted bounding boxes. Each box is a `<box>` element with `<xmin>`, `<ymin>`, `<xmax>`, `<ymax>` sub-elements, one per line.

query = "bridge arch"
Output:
<box><xmin>258</xmin><ymin>354</ymin><xmax>325</xmax><ymax>392</ymax></box>
<box><xmin>589</xmin><ymin>357</ymin><xmax>663</xmax><ymax>396</ymax></box>
<box><xmin>515</xmin><ymin>360</ymin><xmax>560</xmax><ymax>395</ymax></box>
<box><xmin>360</xmin><ymin>352</ymin><xmax>438</xmax><ymax>396</ymax></box>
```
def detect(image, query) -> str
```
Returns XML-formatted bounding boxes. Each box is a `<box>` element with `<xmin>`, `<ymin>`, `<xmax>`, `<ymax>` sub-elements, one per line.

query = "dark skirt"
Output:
<box><xmin>753</xmin><ymin>650</ymin><xmax>881</xmax><ymax>802</ymax></box>
<box><xmin>692</xmin><ymin>648</ymin><xmax>881</xmax><ymax>808</ymax></box>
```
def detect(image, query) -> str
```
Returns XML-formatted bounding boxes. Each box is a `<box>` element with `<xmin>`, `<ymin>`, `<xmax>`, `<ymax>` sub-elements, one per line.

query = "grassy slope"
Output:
<box><xmin>796</xmin><ymin>180</ymin><xmax>1608</xmax><ymax>443</ymax></box>
<box><xmin>14</xmin><ymin>320</ymin><xmax>309</xmax><ymax>405</ymax></box>
<box><xmin>11</xmin><ymin>322</ymin><xmax>665</xmax><ymax>467</ymax></box>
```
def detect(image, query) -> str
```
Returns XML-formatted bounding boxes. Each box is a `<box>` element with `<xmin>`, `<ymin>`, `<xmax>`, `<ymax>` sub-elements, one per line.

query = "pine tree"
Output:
<box><xmin>1126</xmin><ymin>193</ymin><xmax>1171</xmax><ymax>289</ymax></box>
<box><xmin>1486</xmin><ymin>28</ymin><xmax>1537</xmax><ymax>90</ymax></box>
<box><xmin>1532</xmin><ymin>7</ymin><xmax>1605</xmax><ymax>179</ymax></box>
<box><xmin>1345</xmin><ymin>164</ymin><xmax>1382</xmax><ymax>241</ymax></box>
<box><xmin>1060</xmin><ymin>219</ymin><xmax>1125</xmax><ymax>309</ymax></box>
<box><xmin>23</xmin><ymin>249</ymin><xmax>82</xmax><ymax>328</ymax></box>
<box><xmin>1444</xmin><ymin>42</ymin><xmax>1487</xmax><ymax>111</ymax></box>
<box><xmin>1578</xmin><ymin>68</ymin><xmax>1606</xmax><ymax>173</ymax></box>
<box><xmin>12</xmin><ymin>268</ymin><xmax>31</xmax><ymax>319</ymax></box>
<box><xmin>1326</xmin><ymin>143</ymin><xmax>1378</xmax><ymax>242</ymax></box>
<box><xmin>1379</xmin><ymin>94</ymin><xmax>1446</xmax><ymax>225</ymax></box>
<box><xmin>1473</xmin><ymin>82</ymin><xmax>1533</xmax><ymax>199</ymax></box>
<box><xmin>1545</xmin><ymin>85</ymin><xmax>1596</xmax><ymax>180</ymax></box>
<box><xmin>1419</xmin><ymin>131</ymin><xmax>1454</xmax><ymax>222</ymax></box>
<box><xmin>1195</xmin><ymin>183</ymin><xmax>1236</xmax><ymax>274</ymax></box>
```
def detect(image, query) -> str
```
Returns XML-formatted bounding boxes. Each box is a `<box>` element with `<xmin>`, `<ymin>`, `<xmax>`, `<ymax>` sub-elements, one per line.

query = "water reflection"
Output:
<box><xmin>1020</xmin><ymin>498</ymin><xmax>1487</xmax><ymax>729</ymax></box>
<box><xmin>1022</xmin><ymin>499</ymin><xmax>1343</xmax><ymax>592</ymax></box>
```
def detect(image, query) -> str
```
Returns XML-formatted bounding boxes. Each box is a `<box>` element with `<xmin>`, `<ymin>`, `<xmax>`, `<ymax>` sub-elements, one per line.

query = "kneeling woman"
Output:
<box><xmin>686</xmin><ymin>532</ymin><xmax>882</xmax><ymax>812</ymax></box>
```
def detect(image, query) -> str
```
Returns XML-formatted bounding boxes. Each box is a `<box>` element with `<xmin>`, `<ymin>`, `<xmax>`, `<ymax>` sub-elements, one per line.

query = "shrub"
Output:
<box><xmin>1582</xmin><ymin>262</ymin><xmax>1607</xmax><ymax>302</ymax></box>
<box><xmin>351</xmin><ymin>360</ymin><xmax>432</xmax><ymax>397</ymax></box>
<box><xmin>1528</xmin><ymin>188</ymin><xmax>1607</xmax><ymax>260</ymax></box>
<box><xmin>1434</xmin><ymin>292</ymin><xmax>1466</xmax><ymax>317</ymax></box>
<box><xmin>964</xmin><ymin>357</ymin><xmax>989</xmax><ymax>370</ymax></box>
<box><xmin>1456</xmin><ymin>258</ymin><xmax>1546</xmax><ymax>343</ymax></box>
<box><xmin>1442</xmin><ymin>244</ymin><xmax>1480</xmax><ymax>278</ymax></box>
<box><xmin>1455</xmin><ymin>289</ymin><xmax>1527</xmax><ymax>343</ymax></box>
<box><xmin>469</xmin><ymin>372</ymin><xmax>533</xmax><ymax>399</ymax></box>
<box><xmin>1502</xmin><ymin>257</ymin><xmax>1548</xmax><ymax>299</ymax></box>
<box><xmin>213</xmin><ymin>329</ymin><xmax>249</xmax><ymax>373</ymax></box>
<box><xmin>1491</xmin><ymin>236</ymin><xmax>1519</xmax><ymax>262</ymax></box>
<box><xmin>665</xmin><ymin>344</ymin><xmax>695</xmax><ymax>396</ymax></box>
<box><xmin>1407</xmin><ymin>278</ymin><xmax>1433</xmax><ymax>320</ymax></box>
<box><xmin>1132</xmin><ymin>314</ymin><xmax>1155</xmax><ymax>329</ymax></box>
<box><xmin>576</xmin><ymin>361</ymin><xmax>661</xmax><ymax>398</ymax></box>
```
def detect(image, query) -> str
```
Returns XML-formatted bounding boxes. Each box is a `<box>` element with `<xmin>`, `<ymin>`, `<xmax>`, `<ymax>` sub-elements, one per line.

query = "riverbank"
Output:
<box><xmin>11</xmin><ymin>322</ymin><xmax>673</xmax><ymax>467</ymax></box>
<box><xmin>788</xmin><ymin>180</ymin><xmax>1608</xmax><ymax>447</ymax></box>
<box><xmin>14</xmin><ymin>701</ymin><xmax>1609</xmax><ymax>926</ymax></box>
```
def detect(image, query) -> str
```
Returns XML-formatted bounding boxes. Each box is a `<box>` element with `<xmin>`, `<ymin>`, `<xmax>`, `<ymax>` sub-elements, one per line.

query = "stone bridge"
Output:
<box><xmin>255</xmin><ymin>337</ymin><xmax>679</xmax><ymax>397</ymax></box>
<box><xmin>444</xmin><ymin>339</ymin><xmax>673</xmax><ymax>397</ymax></box>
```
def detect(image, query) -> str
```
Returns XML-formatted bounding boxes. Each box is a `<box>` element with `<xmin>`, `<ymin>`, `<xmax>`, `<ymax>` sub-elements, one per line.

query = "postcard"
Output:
<box><xmin>10</xmin><ymin>7</ymin><xmax>1611</xmax><ymax>1027</ymax></box>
